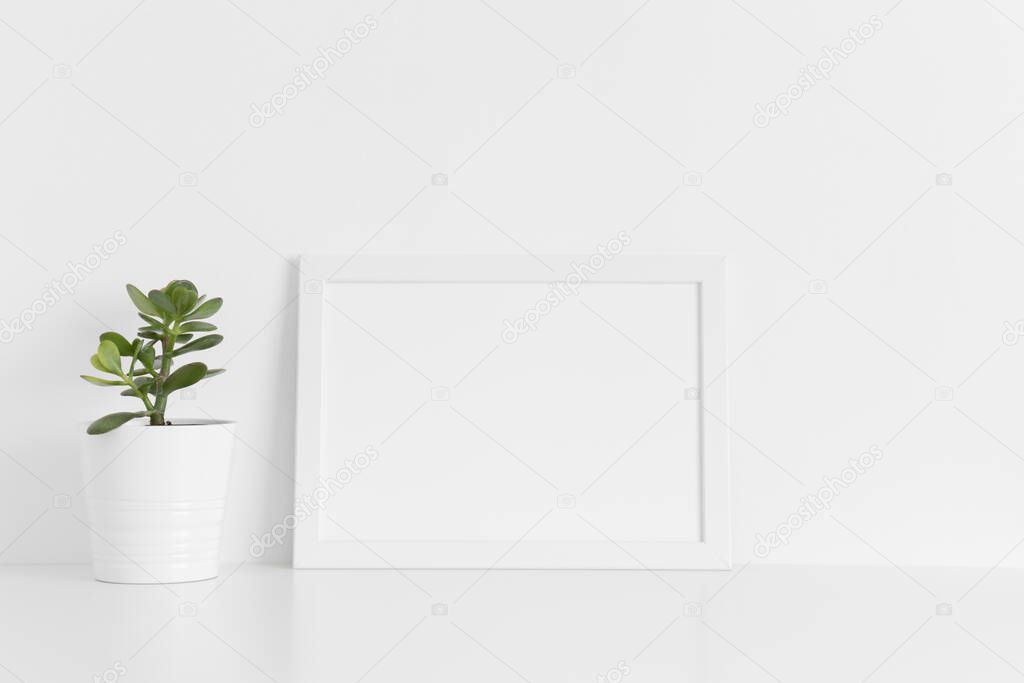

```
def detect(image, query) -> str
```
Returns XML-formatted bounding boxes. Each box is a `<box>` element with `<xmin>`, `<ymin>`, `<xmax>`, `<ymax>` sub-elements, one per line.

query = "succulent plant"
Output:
<box><xmin>81</xmin><ymin>280</ymin><xmax>224</xmax><ymax>434</ymax></box>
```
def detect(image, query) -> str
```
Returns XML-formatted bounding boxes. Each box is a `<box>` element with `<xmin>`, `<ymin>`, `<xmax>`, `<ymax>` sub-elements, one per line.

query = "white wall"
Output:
<box><xmin>2</xmin><ymin>0</ymin><xmax>1023</xmax><ymax>569</ymax></box>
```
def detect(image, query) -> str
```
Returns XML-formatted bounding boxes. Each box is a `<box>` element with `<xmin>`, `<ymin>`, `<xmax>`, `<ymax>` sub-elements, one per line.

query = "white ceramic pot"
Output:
<box><xmin>80</xmin><ymin>419</ymin><xmax>235</xmax><ymax>584</ymax></box>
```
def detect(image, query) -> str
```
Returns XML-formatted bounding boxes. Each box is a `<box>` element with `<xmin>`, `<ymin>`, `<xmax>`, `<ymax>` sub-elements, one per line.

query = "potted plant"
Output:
<box><xmin>79</xmin><ymin>280</ymin><xmax>234</xmax><ymax>584</ymax></box>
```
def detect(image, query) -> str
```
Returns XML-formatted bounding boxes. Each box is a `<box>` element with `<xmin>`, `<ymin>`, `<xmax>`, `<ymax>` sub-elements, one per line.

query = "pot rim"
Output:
<box><xmin>80</xmin><ymin>418</ymin><xmax>235</xmax><ymax>429</ymax></box>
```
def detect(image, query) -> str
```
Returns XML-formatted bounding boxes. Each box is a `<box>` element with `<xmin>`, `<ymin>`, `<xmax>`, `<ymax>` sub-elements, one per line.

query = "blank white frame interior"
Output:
<box><xmin>294</xmin><ymin>254</ymin><xmax>729</xmax><ymax>569</ymax></box>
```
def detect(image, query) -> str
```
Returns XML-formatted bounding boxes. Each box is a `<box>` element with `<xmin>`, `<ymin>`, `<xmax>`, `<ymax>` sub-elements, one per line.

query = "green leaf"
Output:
<box><xmin>96</xmin><ymin>340</ymin><xmax>122</xmax><ymax>374</ymax></box>
<box><xmin>87</xmin><ymin>411</ymin><xmax>147</xmax><ymax>435</ymax></box>
<box><xmin>165</xmin><ymin>279</ymin><xmax>198</xmax><ymax>295</ymax></box>
<box><xmin>147</xmin><ymin>289</ymin><xmax>176</xmax><ymax>317</ymax></box>
<box><xmin>138</xmin><ymin>313</ymin><xmax>163</xmax><ymax>327</ymax></box>
<box><xmin>173</xmin><ymin>334</ymin><xmax>223</xmax><ymax>356</ymax></box>
<box><xmin>170</xmin><ymin>286</ymin><xmax>198</xmax><ymax>316</ymax></box>
<box><xmin>175</xmin><ymin>334</ymin><xmax>194</xmax><ymax>344</ymax></box>
<box><xmin>80</xmin><ymin>375</ymin><xmax>127</xmax><ymax>387</ymax></box>
<box><xmin>89</xmin><ymin>354</ymin><xmax>111</xmax><ymax>374</ymax></box>
<box><xmin>205</xmin><ymin>368</ymin><xmax>226</xmax><ymax>378</ymax></box>
<box><xmin>183</xmin><ymin>297</ymin><xmax>222</xmax><ymax>321</ymax></box>
<box><xmin>179</xmin><ymin>321</ymin><xmax>217</xmax><ymax>333</ymax></box>
<box><xmin>138</xmin><ymin>331</ymin><xmax>161</xmax><ymax>340</ymax></box>
<box><xmin>139</xmin><ymin>346</ymin><xmax>156</xmax><ymax>370</ymax></box>
<box><xmin>99</xmin><ymin>332</ymin><xmax>132</xmax><ymax>356</ymax></box>
<box><xmin>127</xmin><ymin>284</ymin><xmax>159</xmax><ymax>316</ymax></box>
<box><xmin>162</xmin><ymin>362</ymin><xmax>207</xmax><ymax>394</ymax></box>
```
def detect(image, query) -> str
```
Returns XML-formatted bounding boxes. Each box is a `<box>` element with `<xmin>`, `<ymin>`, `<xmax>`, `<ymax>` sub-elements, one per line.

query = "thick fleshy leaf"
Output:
<box><xmin>183</xmin><ymin>297</ymin><xmax>222</xmax><ymax>321</ymax></box>
<box><xmin>99</xmin><ymin>332</ymin><xmax>132</xmax><ymax>356</ymax></box>
<box><xmin>80</xmin><ymin>375</ymin><xmax>127</xmax><ymax>387</ymax></box>
<box><xmin>205</xmin><ymin>368</ymin><xmax>226</xmax><ymax>378</ymax></box>
<box><xmin>162</xmin><ymin>362</ymin><xmax>207</xmax><ymax>394</ymax></box>
<box><xmin>166</xmin><ymin>279</ymin><xmax>198</xmax><ymax>295</ymax></box>
<box><xmin>138</xmin><ymin>313</ymin><xmax>163</xmax><ymax>327</ymax></box>
<box><xmin>173</xmin><ymin>334</ymin><xmax>222</xmax><ymax>356</ymax></box>
<box><xmin>89</xmin><ymin>354</ymin><xmax>111</xmax><ymax>374</ymax></box>
<box><xmin>127</xmin><ymin>284</ymin><xmax>159</xmax><ymax>316</ymax></box>
<box><xmin>96</xmin><ymin>340</ymin><xmax>122</xmax><ymax>374</ymax></box>
<box><xmin>170</xmin><ymin>286</ymin><xmax>198</xmax><ymax>315</ymax></box>
<box><xmin>147</xmin><ymin>289</ymin><xmax>176</xmax><ymax>317</ymax></box>
<box><xmin>179</xmin><ymin>321</ymin><xmax>217</xmax><ymax>333</ymax></box>
<box><xmin>139</xmin><ymin>346</ymin><xmax>156</xmax><ymax>370</ymax></box>
<box><xmin>138</xmin><ymin>331</ymin><xmax>161</xmax><ymax>340</ymax></box>
<box><xmin>175</xmin><ymin>334</ymin><xmax>194</xmax><ymax>344</ymax></box>
<box><xmin>87</xmin><ymin>411</ymin><xmax>147</xmax><ymax>435</ymax></box>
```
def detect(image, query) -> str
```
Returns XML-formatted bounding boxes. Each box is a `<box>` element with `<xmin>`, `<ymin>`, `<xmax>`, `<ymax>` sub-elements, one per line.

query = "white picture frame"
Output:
<box><xmin>294</xmin><ymin>254</ymin><xmax>729</xmax><ymax>569</ymax></box>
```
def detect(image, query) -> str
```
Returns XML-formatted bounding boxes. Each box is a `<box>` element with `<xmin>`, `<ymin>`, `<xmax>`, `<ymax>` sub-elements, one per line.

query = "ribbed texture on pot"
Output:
<box><xmin>85</xmin><ymin>497</ymin><xmax>227</xmax><ymax>583</ymax></box>
<box><xmin>80</xmin><ymin>420</ymin><xmax>235</xmax><ymax>584</ymax></box>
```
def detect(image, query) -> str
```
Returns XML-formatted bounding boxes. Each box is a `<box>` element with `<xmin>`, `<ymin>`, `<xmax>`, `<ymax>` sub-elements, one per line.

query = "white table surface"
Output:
<box><xmin>0</xmin><ymin>563</ymin><xmax>1019</xmax><ymax>682</ymax></box>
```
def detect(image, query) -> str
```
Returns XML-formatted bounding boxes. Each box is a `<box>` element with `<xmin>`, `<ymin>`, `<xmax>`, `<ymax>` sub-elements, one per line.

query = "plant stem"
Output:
<box><xmin>150</xmin><ymin>330</ymin><xmax>175</xmax><ymax>425</ymax></box>
<box><xmin>119</xmin><ymin>344</ymin><xmax>155</xmax><ymax>412</ymax></box>
<box><xmin>120</xmin><ymin>373</ymin><xmax>154</xmax><ymax>413</ymax></box>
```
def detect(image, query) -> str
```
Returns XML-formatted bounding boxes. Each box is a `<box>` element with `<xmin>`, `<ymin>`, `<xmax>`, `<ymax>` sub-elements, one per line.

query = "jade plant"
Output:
<box><xmin>81</xmin><ymin>280</ymin><xmax>224</xmax><ymax>434</ymax></box>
